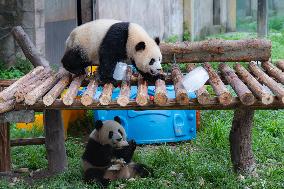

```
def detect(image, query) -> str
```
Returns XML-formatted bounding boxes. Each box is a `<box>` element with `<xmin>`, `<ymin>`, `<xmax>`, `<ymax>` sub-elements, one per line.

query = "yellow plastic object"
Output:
<box><xmin>16</xmin><ymin>110</ymin><xmax>86</xmax><ymax>134</ymax></box>
<box><xmin>16</xmin><ymin>114</ymin><xmax>44</xmax><ymax>131</ymax></box>
<box><xmin>87</xmin><ymin>66</ymin><xmax>98</xmax><ymax>75</ymax></box>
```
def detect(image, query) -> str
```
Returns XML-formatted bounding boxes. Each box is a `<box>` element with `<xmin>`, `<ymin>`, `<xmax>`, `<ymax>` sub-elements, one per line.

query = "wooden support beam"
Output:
<box><xmin>13</xmin><ymin>98</ymin><xmax>284</xmax><ymax>111</ymax></box>
<box><xmin>249</xmin><ymin>62</ymin><xmax>284</xmax><ymax>103</ymax></box>
<box><xmin>160</xmin><ymin>39</ymin><xmax>271</xmax><ymax>63</ymax></box>
<box><xmin>11</xmin><ymin>26</ymin><xmax>49</xmax><ymax>67</ymax></box>
<box><xmin>171</xmin><ymin>64</ymin><xmax>189</xmax><ymax>105</ymax></box>
<box><xmin>276</xmin><ymin>60</ymin><xmax>284</xmax><ymax>71</ymax></box>
<box><xmin>235</xmin><ymin>64</ymin><xmax>274</xmax><ymax>105</ymax></box>
<box><xmin>44</xmin><ymin>110</ymin><xmax>67</xmax><ymax>173</ymax></box>
<box><xmin>257</xmin><ymin>0</ymin><xmax>268</xmax><ymax>38</ymax></box>
<box><xmin>43</xmin><ymin>73</ymin><xmax>71</xmax><ymax>106</ymax></box>
<box><xmin>203</xmin><ymin>63</ymin><xmax>233</xmax><ymax>105</ymax></box>
<box><xmin>230</xmin><ymin>108</ymin><xmax>255</xmax><ymax>173</ymax></box>
<box><xmin>154</xmin><ymin>79</ymin><xmax>168</xmax><ymax>106</ymax></box>
<box><xmin>0</xmin><ymin>100</ymin><xmax>15</xmax><ymax>114</ymax></box>
<box><xmin>117</xmin><ymin>66</ymin><xmax>132</xmax><ymax>107</ymax></box>
<box><xmin>0</xmin><ymin>122</ymin><xmax>11</xmax><ymax>172</ymax></box>
<box><xmin>25</xmin><ymin>68</ymin><xmax>69</xmax><ymax>105</ymax></box>
<box><xmin>219</xmin><ymin>64</ymin><xmax>255</xmax><ymax>105</ymax></box>
<box><xmin>136</xmin><ymin>74</ymin><xmax>149</xmax><ymax>106</ymax></box>
<box><xmin>99</xmin><ymin>83</ymin><xmax>114</xmax><ymax>105</ymax></box>
<box><xmin>81</xmin><ymin>77</ymin><xmax>98</xmax><ymax>106</ymax></box>
<box><xmin>0</xmin><ymin>66</ymin><xmax>45</xmax><ymax>103</ymax></box>
<box><xmin>10</xmin><ymin>137</ymin><xmax>45</xmax><ymax>147</ymax></box>
<box><xmin>262</xmin><ymin>61</ymin><xmax>284</xmax><ymax>84</ymax></box>
<box><xmin>62</xmin><ymin>75</ymin><xmax>85</xmax><ymax>106</ymax></box>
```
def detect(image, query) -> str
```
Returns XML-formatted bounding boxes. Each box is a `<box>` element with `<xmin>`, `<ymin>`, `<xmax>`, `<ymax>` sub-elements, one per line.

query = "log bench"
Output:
<box><xmin>1</xmin><ymin>26</ymin><xmax>282</xmax><ymax>176</ymax></box>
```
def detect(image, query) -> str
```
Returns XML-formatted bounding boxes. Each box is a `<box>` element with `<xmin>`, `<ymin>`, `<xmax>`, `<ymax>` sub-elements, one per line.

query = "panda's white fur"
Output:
<box><xmin>65</xmin><ymin>19</ymin><xmax>121</xmax><ymax>65</ymax></box>
<box><xmin>62</xmin><ymin>19</ymin><xmax>163</xmax><ymax>83</ymax></box>
<box><xmin>82</xmin><ymin>116</ymin><xmax>150</xmax><ymax>187</ymax></box>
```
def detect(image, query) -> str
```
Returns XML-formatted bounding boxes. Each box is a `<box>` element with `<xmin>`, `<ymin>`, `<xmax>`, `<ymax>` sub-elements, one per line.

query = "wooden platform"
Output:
<box><xmin>1</xmin><ymin>61</ymin><xmax>284</xmax><ymax>112</ymax></box>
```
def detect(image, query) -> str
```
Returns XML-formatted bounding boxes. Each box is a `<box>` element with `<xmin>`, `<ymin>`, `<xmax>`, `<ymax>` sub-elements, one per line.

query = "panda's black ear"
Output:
<box><xmin>135</xmin><ymin>42</ymin><xmax>146</xmax><ymax>51</ymax></box>
<box><xmin>95</xmin><ymin>120</ymin><xmax>103</xmax><ymax>130</ymax></box>
<box><xmin>154</xmin><ymin>37</ymin><xmax>160</xmax><ymax>45</ymax></box>
<box><xmin>114</xmin><ymin>116</ymin><xmax>121</xmax><ymax>124</ymax></box>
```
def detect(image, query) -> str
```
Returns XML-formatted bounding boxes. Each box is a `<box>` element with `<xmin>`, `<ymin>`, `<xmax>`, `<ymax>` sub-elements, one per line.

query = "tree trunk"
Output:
<box><xmin>44</xmin><ymin>110</ymin><xmax>67</xmax><ymax>173</ymax></box>
<box><xmin>230</xmin><ymin>108</ymin><xmax>255</xmax><ymax>173</ymax></box>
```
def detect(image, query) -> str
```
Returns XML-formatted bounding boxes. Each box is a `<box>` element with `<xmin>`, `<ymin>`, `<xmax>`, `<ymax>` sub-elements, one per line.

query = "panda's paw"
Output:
<box><xmin>128</xmin><ymin>140</ymin><xmax>137</xmax><ymax>149</ymax></box>
<box><xmin>158</xmin><ymin>73</ymin><xmax>166</xmax><ymax>81</ymax></box>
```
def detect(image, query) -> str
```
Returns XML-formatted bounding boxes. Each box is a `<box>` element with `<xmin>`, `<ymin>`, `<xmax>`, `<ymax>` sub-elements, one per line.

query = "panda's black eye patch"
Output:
<box><xmin>118</xmin><ymin>129</ymin><xmax>123</xmax><ymax>136</ymax></box>
<box><xmin>149</xmin><ymin>59</ymin><xmax>155</xmax><ymax>65</ymax></box>
<box><xmin>108</xmin><ymin>131</ymin><xmax>113</xmax><ymax>139</ymax></box>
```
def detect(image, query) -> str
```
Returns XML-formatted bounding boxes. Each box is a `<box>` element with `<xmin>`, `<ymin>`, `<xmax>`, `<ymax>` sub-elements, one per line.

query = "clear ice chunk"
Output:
<box><xmin>113</xmin><ymin>62</ymin><xmax>128</xmax><ymax>80</ymax></box>
<box><xmin>182</xmin><ymin>66</ymin><xmax>209</xmax><ymax>92</ymax></box>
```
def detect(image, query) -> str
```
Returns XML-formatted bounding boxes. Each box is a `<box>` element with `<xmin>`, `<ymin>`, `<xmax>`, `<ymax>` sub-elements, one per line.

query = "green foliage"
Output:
<box><xmin>183</xmin><ymin>31</ymin><xmax>191</xmax><ymax>41</ymax></box>
<box><xmin>0</xmin><ymin>58</ymin><xmax>33</xmax><ymax>79</ymax></box>
<box><xmin>165</xmin><ymin>35</ymin><xmax>179</xmax><ymax>43</ymax></box>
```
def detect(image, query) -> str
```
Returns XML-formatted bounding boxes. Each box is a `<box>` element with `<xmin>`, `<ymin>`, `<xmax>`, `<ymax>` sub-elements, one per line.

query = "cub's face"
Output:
<box><xmin>132</xmin><ymin>37</ymin><xmax>162</xmax><ymax>76</ymax></box>
<box><xmin>90</xmin><ymin>118</ymin><xmax>128</xmax><ymax>148</ymax></box>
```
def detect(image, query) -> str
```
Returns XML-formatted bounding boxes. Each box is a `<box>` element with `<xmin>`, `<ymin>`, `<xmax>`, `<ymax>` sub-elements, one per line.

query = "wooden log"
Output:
<box><xmin>219</xmin><ymin>64</ymin><xmax>255</xmax><ymax>105</ymax></box>
<box><xmin>62</xmin><ymin>75</ymin><xmax>85</xmax><ymax>106</ymax></box>
<box><xmin>235</xmin><ymin>64</ymin><xmax>274</xmax><ymax>105</ymax></box>
<box><xmin>136</xmin><ymin>74</ymin><xmax>149</xmax><ymax>106</ymax></box>
<box><xmin>186</xmin><ymin>64</ymin><xmax>211</xmax><ymax>104</ymax></box>
<box><xmin>203</xmin><ymin>63</ymin><xmax>233</xmax><ymax>105</ymax></box>
<box><xmin>15</xmin><ymin>69</ymin><xmax>52</xmax><ymax>103</ymax></box>
<box><xmin>0</xmin><ymin>66</ymin><xmax>45</xmax><ymax>103</ymax></box>
<box><xmin>117</xmin><ymin>66</ymin><xmax>132</xmax><ymax>107</ymax></box>
<box><xmin>24</xmin><ymin>68</ymin><xmax>69</xmax><ymax>105</ymax></box>
<box><xmin>230</xmin><ymin>109</ymin><xmax>255</xmax><ymax>173</ymax></box>
<box><xmin>276</xmin><ymin>60</ymin><xmax>284</xmax><ymax>71</ymax></box>
<box><xmin>0</xmin><ymin>100</ymin><xmax>15</xmax><ymax>114</ymax></box>
<box><xmin>13</xmin><ymin>97</ymin><xmax>284</xmax><ymax>111</ymax></box>
<box><xmin>154</xmin><ymin>79</ymin><xmax>168</xmax><ymax>105</ymax></box>
<box><xmin>0</xmin><ymin>122</ymin><xmax>11</xmax><ymax>172</ymax></box>
<box><xmin>10</xmin><ymin>137</ymin><xmax>45</xmax><ymax>147</ymax></box>
<box><xmin>160</xmin><ymin>39</ymin><xmax>271</xmax><ymax>63</ymax></box>
<box><xmin>249</xmin><ymin>62</ymin><xmax>284</xmax><ymax>103</ymax></box>
<box><xmin>11</xmin><ymin>26</ymin><xmax>49</xmax><ymax>67</ymax></box>
<box><xmin>262</xmin><ymin>61</ymin><xmax>284</xmax><ymax>84</ymax></box>
<box><xmin>99</xmin><ymin>83</ymin><xmax>114</xmax><ymax>105</ymax></box>
<box><xmin>43</xmin><ymin>73</ymin><xmax>71</xmax><ymax>106</ymax></box>
<box><xmin>171</xmin><ymin>65</ymin><xmax>189</xmax><ymax>105</ymax></box>
<box><xmin>81</xmin><ymin>77</ymin><xmax>98</xmax><ymax>106</ymax></box>
<box><xmin>44</xmin><ymin>110</ymin><xmax>67</xmax><ymax>173</ymax></box>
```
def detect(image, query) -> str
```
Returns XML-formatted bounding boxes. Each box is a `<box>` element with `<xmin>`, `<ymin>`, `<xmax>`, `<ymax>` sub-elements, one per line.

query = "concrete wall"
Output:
<box><xmin>95</xmin><ymin>0</ymin><xmax>184</xmax><ymax>40</ymax></box>
<box><xmin>0</xmin><ymin>0</ymin><xmax>45</xmax><ymax>67</ymax></box>
<box><xmin>184</xmin><ymin>0</ymin><xmax>236</xmax><ymax>41</ymax></box>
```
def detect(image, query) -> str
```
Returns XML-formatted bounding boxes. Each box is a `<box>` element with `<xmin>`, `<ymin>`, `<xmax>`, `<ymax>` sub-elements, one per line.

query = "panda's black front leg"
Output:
<box><xmin>114</xmin><ymin>140</ymin><xmax>136</xmax><ymax>163</ymax></box>
<box><xmin>98</xmin><ymin>54</ymin><xmax>120</xmax><ymax>87</ymax></box>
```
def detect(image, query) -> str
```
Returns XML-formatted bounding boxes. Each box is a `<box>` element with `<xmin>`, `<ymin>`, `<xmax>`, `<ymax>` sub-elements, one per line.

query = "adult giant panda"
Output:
<box><xmin>62</xmin><ymin>19</ymin><xmax>163</xmax><ymax>83</ymax></box>
<box><xmin>82</xmin><ymin>116</ymin><xmax>151</xmax><ymax>187</ymax></box>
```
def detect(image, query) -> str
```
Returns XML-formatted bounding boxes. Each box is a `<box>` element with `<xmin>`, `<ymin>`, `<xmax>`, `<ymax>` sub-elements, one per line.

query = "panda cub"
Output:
<box><xmin>62</xmin><ymin>19</ymin><xmax>163</xmax><ymax>83</ymax></box>
<box><xmin>82</xmin><ymin>116</ymin><xmax>151</xmax><ymax>187</ymax></box>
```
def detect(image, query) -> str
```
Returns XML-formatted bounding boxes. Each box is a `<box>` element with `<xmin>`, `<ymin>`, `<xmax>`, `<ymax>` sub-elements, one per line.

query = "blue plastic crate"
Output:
<box><xmin>92</xmin><ymin>85</ymin><xmax>197</xmax><ymax>144</ymax></box>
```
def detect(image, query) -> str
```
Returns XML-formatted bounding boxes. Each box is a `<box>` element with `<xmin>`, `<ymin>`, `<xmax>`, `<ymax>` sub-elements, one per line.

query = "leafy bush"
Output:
<box><xmin>0</xmin><ymin>58</ymin><xmax>33</xmax><ymax>79</ymax></box>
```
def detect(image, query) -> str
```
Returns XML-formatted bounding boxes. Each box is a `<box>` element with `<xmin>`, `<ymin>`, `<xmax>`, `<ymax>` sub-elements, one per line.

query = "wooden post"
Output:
<box><xmin>257</xmin><ymin>0</ymin><xmax>268</xmax><ymax>37</ymax></box>
<box><xmin>230</xmin><ymin>108</ymin><xmax>255</xmax><ymax>173</ymax></box>
<box><xmin>0</xmin><ymin>85</ymin><xmax>11</xmax><ymax>172</ymax></box>
<box><xmin>0</xmin><ymin>123</ymin><xmax>11</xmax><ymax>172</ymax></box>
<box><xmin>44</xmin><ymin>110</ymin><xmax>67</xmax><ymax>173</ymax></box>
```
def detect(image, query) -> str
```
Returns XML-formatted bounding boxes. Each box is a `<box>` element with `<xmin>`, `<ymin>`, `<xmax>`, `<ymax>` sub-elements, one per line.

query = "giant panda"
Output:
<box><xmin>82</xmin><ymin>116</ymin><xmax>151</xmax><ymax>187</ymax></box>
<box><xmin>61</xmin><ymin>19</ymin><xmax>163</xmax><ymax>83</ymax></box>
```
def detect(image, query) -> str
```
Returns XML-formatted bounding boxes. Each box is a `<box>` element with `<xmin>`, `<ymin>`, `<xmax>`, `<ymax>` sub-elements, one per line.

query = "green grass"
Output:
<box><xmin>1</xmin><ymin>110</ymin><xmax>283</xmax><ymax>188</ymax></box>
